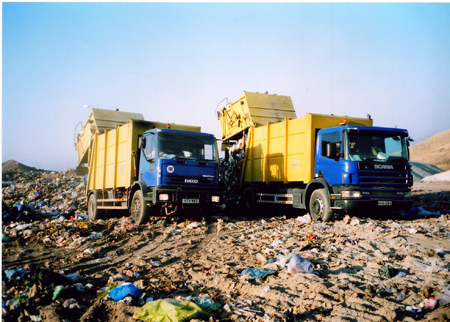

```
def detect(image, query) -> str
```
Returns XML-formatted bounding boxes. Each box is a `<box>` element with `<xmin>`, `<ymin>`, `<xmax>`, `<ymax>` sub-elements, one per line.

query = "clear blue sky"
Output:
<box><xmin>3</xmin><ymin>2</ymin><xmax>450</xmax><ymax>171</ymax></box>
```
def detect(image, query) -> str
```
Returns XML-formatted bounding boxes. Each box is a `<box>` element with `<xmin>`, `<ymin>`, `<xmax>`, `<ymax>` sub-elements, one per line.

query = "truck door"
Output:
<box><xmin>316</xmin><ymin>131</ymin><xmax>342</xmax><ymax>185</ymax></box>
<box><xmin>139</xmin><ymin>133</ymin><xmax>158</xmax><ymax>187</ymax></box>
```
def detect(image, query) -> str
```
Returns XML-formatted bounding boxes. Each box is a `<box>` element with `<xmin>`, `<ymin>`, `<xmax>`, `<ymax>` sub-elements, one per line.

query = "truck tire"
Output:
<box><xmin>88</xmin><ymin>193</ymin><xmax>104</xmax><ymax>220</ymax></box>
<box><xmin>130</xmin><ymin>190</ymin><xmax>149</xmax><ymax>224</ymax></box>
<box><xmin>242</xmin><ymin>186</ymin><xmax>257</xmax><ymax>215</ymax></box>
<box><xmin>309</xmin><ymin>188</ymin><xmax>333</xmax><ymax>222</ymax></box>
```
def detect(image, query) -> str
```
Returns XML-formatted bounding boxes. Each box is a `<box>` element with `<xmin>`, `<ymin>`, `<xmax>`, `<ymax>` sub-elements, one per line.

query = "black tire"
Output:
<box><xmin>242</xmin><ymin>186</ymin><xmax>257</xmax><ymax>215</ymax></box>
<box><xmin>88</xmin><ymin>193</ymin><xmax>103</xmax><ymax>220</ymax></box>
<box><xmin>309</xmin><ymin>188</ymin><xmax>333</xmax><ymax>222</ymax></box>
<box><xmin>130</xmin><ymin>190</ymin><xmax>149</xmax><ymax>224</ymax></box>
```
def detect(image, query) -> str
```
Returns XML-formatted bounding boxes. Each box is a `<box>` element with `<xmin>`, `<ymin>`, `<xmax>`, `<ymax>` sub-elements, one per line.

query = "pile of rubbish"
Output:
<box><xmin>2</xmin><ymin>165</ymin><xmax>450</xmax><ymax>321</ymax></box>
<box><xmin>2</xmin><ymin>169</ymin><xmax>87</xmax><ymax>224</ymax></box>
<box><xmin>3</xmin><ymin>208</ymin><xmax>450</xmax><ymax>321</ymax></box>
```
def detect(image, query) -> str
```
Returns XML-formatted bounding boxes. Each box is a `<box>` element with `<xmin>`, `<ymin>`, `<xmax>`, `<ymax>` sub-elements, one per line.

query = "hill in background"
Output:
<box><xmin>409</xmin><ymin>128</ymin><xmax>450</xmax><ymax>171</ymax></box>
<box><xmin>2</xmin><ymin>160</ymin><xmax>47</xmax><ymax>181</ymax></box>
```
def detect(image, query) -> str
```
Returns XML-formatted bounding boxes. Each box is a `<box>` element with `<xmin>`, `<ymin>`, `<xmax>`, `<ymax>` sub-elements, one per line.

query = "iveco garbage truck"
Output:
<box><xmin>76</xmin><ymin>108</ymin><xmax>220</xmax><ymax>224</ymax></box>
<box><xmin>217</xmin><ymin>91</ymin><xmax>413</xmax><ymax>221</ymax></box>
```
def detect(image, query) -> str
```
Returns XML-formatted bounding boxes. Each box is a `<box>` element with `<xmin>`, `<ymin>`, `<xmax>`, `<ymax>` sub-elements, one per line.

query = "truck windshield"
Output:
<box><xmin>158</xmin><ymin>132</ymin><xmax>218</xmax><ymax>162</ymax></box>
<box><xmin>346</xmin><ymin>131</ymin><xmax>409</xmax><ymax>163</ymax></box>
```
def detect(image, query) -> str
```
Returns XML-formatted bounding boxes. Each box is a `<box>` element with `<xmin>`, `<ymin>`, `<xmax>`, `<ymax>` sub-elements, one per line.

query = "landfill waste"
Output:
<box><xmin>439</xmin><ymin>288</ymin><xmax>450</xmax><ymax>306</ymax></box>
<box><xmin>378</xmin><ymin>266</ymin><xmax>397</xmax><ymax>278</ymax></box>
<box><xmin>2</xmin><ymin>168</ymin><xmax>87</xmax><ymax>223</ymax></box>
<box><xmin>260</xmin><ymin>285</ymin><xmax>271</xmax><ymax>298</ymax></box>
<box><xmin>419</xmin><ymin>297</ymin><xmax>438</xmax><ymax>309</ymax></box>
<box><xmin>2</xmin><ymin>163</ymin><xmax>450</xmax><ymax>321</ymax></box>
<box><xmin>133</xmin><ymin>299</ymin><xmax>205</xmax><ymax>322</ymax></box>
<box><xmin>195</xmin><ymin>296</ymin><xmax>222</xmax><ymax>314</ymax></box>
<box><xmin>255</xmin><ymin>252</ymin><xmax>268</xmax><ymax>265</ymax></box>
<box><xmin>107</xmin><ymin>283</ymin><xmax>142</xmax><ymax>301</ymax></box>
<box><xmin>296</xmin><ymin>213</ymin><xmax>312</xmax><ymax>224</ymax></box>
<box><xmin>4</xmin><ymin>268</ymin><xmax>26</xmax><ymax>280</ymax></box>
<box><xmin>240</xmin><ymin>268</ymin><xmax>277</xmax><ymax>281</ymax></box>
<box><xmin>396</xmin><ymin>291</ymin><xmax>406</xmax><ymax>302</ymax></box>
<box><xmin>406</xmin><ymin>305</ymin><xmax>423</xmax><ymax>319</ymax></box>
<box><xmin>286</xmin><ymin>251</ymin><xmax>318</xmax><ymax>275</ymax></box>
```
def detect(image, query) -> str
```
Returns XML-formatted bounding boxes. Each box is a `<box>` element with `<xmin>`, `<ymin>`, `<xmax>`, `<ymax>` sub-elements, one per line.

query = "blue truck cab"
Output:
<box><xmin>131</xmin><ymin>128</ymin><xmax>220</xmax><ymax>223</ymax></box>
<box><xmin>314</xmin><ymin>125</ymin><xmax>413</xmax><ymax>218</ymax></box>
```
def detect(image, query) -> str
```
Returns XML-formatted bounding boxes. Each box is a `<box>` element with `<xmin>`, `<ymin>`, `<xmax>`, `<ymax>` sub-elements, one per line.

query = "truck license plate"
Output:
<box><xmin>182</xmin><ymin>198</ymin><xmax>199</xmax><ymax>204</ymax></box>
<box><xmin>378</xmin><ymin>201</ymin><xmax>392</xmax><ymax>206</ymax></box>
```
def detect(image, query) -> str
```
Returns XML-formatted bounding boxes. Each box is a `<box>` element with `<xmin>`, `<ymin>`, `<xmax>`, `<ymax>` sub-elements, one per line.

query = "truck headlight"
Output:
<box><xmin>342</xmin><ymin>191</ymin><xmax>361</xmax><ymax>198</ymax></box>
<box><xmin>211</xmin><ymin>196</ymin><xmax>220</xmax><ymax>203</ymax></box>
<box><xmin>159</xmin><ymin>194</ymin><xmax>169</xmax><ymax>201</ymax></box>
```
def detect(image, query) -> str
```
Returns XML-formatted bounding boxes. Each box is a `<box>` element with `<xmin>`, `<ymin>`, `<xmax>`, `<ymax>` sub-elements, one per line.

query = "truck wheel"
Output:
<box><xmin>242</xmin><ymin>186</ymin><xmax>257</xmax><ymax>215</ymax></box>
<box><xmin>309</xmin><ymin>188</ymin><xmax>333</xmax><ymax>222</ymax></box>
<box><xmin>131</xmin><ymin>190</ymin><xmax>149</xmax><ymax>224</ymax></box>
<box><xmin>88</xmin><ymin>193</ymin><xmax>103</xmax><ymax>220</ymax></box>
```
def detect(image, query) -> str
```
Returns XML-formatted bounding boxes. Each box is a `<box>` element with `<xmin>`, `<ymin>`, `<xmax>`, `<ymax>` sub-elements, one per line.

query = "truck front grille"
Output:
<box><xmin>359</xmin><ymin>170</ymin><xmax>408</xmax><ymax>186</ymax></box>
<box><xmin>166</xmin><ymin>176</ymin><xmax>215</xmax><ymax>185</ymax></box>
<box><xmin>359</xmin><ymin>169</ymin><xmax>409</xmax><ymax>199</ymax></box>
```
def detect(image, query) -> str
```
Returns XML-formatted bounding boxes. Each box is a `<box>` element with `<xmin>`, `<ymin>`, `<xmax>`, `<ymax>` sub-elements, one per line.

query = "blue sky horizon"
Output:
<box><xmin>3</xmin><ymin>2</ymin><xmax>450</xmax><ymax>171</ymax></box>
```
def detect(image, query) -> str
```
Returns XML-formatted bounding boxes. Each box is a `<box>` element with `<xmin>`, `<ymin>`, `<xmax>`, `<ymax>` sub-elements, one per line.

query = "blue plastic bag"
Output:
<box><xmin>36</xmin><ymin>201</ymin><xmax>46</xmax><ymax>208</ymax></box>
<box><xmin>108</xmin><ymin>283</ymin><xmax>141</xmax><ymax>301</ymax></box>
<box><xmin>14</xmin><ymin>204</ymin><xmax>24</xmax><ymax>212</ymax></box>
<box><xmin>240</xmin><ymin>268</ymin><xmax>276</xmax><ymax>280</ymax></box>
<box><xmin>5</xmin><ymin>268</ymin><xmax>26</xmax><ymax>280</ymax></box>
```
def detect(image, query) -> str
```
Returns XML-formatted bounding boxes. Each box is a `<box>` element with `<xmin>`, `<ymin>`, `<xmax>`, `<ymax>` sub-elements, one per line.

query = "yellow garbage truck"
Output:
<box><xmin>217</xmin><ymin>91</ymin><xmax>413</xmax><ymax>221</ymax></box>
<box><xmin>76</xmin><ymin>108</ymin><xmax>220</xmax><ymax>223</ymax></box>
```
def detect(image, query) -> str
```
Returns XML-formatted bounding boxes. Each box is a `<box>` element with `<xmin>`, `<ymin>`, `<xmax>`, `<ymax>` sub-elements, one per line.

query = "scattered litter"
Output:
<box><xmin>240</xmin><ymin>268</ymin><xmax>276</xmax><ymax>281</ymax></box>
<box><xmin>287</xmin><ymin>252</ymin><xmax>318</xmax><ymax>275</ymax></box>
<box><xmin>419</xmin><ymin>298</ymin><xmax>438</xmax><ymax>309</ymax></box>
<box><xmin>133</xmin><ymin>299</ymin><xmax>204</xmax><ymax>322</ymax></box>
<box><xmin>2</xmin><ymin>165</ymin><xmax>449</xmax><ymax>321</ymax></box>
<box><xmin>108</xmin><ymin>283</ymin><xmax>142</xmax><ymax>301</ymax></box>
<box><xmin>378</xmin><ymin>266</ymin><xmax>397</xmax><ymax>279</ymax></box>
<box><xmin>295</xmin><ymin>214</ymin><xmax>311</xmax><ymax>224</ymax></box>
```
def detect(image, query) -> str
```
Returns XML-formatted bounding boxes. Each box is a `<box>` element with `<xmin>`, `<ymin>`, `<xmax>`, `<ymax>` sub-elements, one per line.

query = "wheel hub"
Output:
<box><xmin>312</xmin><ymin>198</ymin><xmax>323</xmax><ymax>215</ymax></box>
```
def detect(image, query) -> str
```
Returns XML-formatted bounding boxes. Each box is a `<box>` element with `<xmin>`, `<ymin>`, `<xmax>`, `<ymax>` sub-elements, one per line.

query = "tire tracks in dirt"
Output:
<box><xmin>60</xmin><ymin>225</ymin><xmax>220</xmax><ymax>276</ymax></box>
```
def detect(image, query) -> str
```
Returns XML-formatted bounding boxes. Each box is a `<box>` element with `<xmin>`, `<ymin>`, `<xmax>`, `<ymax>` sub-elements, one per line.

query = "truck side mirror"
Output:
<box><xmin>326</xmin><ymin>142</ymin><xmax>341</xmax><ymax>160</ymax></box>
<box><xmin>326</xmin><ymin>142</ymin><xmax>337</xmax><ymax>159</ymax></box>
<box><xmin>139</xmin><ymin>137</ymin><xmax>146</xmax><ymax>150</ymax></box>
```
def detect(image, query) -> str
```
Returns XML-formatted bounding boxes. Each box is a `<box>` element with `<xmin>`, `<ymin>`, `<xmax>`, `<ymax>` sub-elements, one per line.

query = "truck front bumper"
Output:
<box><xmin>147</xmin><ymin>187</ymin><xmax>221</xmax><ymax>207</ymax></box>
<box><xmin>332</xmin><ymin>199</ymin><xmax>413</xmax><ymax>211</ymax></box>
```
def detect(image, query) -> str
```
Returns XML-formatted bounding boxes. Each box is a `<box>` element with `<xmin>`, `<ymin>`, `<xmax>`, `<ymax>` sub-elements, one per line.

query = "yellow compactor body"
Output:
<box><xmin>75</xmin><ymin>108</ymin><xmax>220</xmax><ymax>224</ymax></box>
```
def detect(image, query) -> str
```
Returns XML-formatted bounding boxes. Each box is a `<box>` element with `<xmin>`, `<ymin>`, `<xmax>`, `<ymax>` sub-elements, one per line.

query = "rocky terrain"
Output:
<box><xmin>2</xmin><ymin>161</ymin><xmax>450</xmax><ymax>322</ymax></box>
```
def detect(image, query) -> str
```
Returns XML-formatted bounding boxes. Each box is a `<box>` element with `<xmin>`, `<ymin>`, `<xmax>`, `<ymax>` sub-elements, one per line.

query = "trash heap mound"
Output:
<box><xmin>2</xmin><ymin>165</ymin><xmax>87</xmax><ymax>223</ymax></box>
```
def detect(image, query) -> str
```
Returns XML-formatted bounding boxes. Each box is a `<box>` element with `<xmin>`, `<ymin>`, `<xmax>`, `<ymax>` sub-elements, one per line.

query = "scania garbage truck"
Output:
<box><xmin>76</xmin><ymin>108</ymin><xmax>220</xmax><ymax>223</ymax></box>
<box><xmin>217</xmin><ymin>91</ymin><xmax>413</xmax><ymax>221</ymax></box>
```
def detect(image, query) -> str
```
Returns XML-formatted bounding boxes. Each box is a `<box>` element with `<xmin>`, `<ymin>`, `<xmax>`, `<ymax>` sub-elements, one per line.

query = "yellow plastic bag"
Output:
<box><xmin>133</xmin><ymin>299</ymin><xmax>204</xmax><ymax>322</ymax></box>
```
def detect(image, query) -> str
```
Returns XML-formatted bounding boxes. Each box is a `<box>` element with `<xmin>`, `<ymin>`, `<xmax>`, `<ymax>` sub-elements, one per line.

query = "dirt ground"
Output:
<box><xmin>2</xmin><ymin>181</ymin><xmax>450</xmax><ymax>322</ymax></box>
